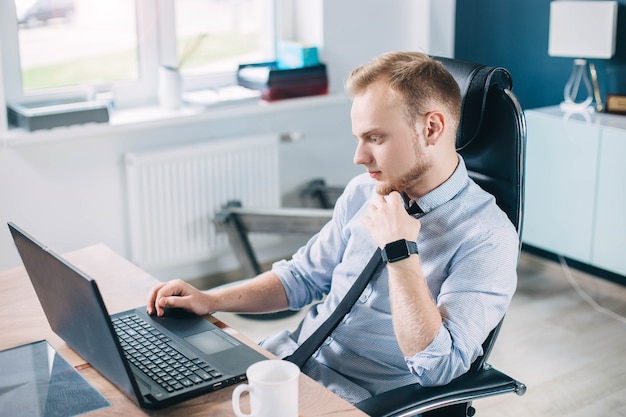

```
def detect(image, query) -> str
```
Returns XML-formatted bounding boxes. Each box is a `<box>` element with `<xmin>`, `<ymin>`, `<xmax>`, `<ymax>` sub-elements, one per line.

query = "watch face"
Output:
<box><xmin>385</xmin><ymin>239</ymin><xmax>410</xmax><ymax>262</ymax></box>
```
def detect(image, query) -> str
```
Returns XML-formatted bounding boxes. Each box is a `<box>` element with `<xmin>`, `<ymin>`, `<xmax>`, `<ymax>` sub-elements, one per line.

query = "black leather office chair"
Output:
<box><xmin>214</xmin><ymin>56</ymin><xmax>527</xmax><ymax>416</ymax></box>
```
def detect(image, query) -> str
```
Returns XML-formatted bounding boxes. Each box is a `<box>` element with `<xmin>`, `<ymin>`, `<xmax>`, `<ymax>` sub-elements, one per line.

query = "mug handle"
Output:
<box><xmin>232</xmin><ymin>383</ymin><xmax>253</xmax><ymax>417</ymax></box>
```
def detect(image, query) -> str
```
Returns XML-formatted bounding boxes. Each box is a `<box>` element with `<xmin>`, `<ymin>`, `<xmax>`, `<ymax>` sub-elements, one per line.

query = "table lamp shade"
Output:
<box><xmin>549</xmin><ymin>1</ymin><xmax>617</xmax><ymax>59</ymax></box>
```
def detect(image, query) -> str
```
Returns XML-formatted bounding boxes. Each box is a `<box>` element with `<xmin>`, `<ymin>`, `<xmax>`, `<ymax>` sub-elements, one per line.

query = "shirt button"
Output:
<box><xmin>358</xmin><ymin>286</ymin><xmax>372</xmax><ymax>303</ymax></box>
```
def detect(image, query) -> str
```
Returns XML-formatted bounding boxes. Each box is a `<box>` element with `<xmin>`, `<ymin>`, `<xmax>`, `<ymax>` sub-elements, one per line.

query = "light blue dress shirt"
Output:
<box><xmin>262</xmin><ymin>156</ymin><xmax>519</xmax><ymax>404</ymax></box>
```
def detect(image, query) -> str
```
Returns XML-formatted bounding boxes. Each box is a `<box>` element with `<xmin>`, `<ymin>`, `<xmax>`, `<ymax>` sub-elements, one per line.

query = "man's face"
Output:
<box><xmin>351</xmin><ymin>80</ymin><xmax>432</xmax><ymax>196</ymax></box>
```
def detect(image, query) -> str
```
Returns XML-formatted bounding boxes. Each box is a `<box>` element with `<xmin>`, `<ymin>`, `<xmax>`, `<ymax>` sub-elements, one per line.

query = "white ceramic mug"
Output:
<box><xmin>232</xmin><ymin>360</ymin><xmax>299</xmax><ymax>417</ymax></box>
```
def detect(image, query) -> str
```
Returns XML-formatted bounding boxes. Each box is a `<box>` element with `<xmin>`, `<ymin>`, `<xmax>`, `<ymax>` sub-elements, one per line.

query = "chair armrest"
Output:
<box><xmin>215</xmin><ymin>206</ymin><xmax>333</xmax><ymax>234</ymax></box>
<box><xmin>213</xmin><ymin>203</ymin><xmax>333</xmax><ymax>277</ymax></box>
<box><xmin>355</xmin><ymin>367</ymin><xmax>526</xmax><ymax>417</ymax></box>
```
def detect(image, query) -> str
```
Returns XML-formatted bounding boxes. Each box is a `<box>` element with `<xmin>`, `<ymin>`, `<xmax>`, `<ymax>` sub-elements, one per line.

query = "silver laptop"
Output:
<box><xmin>8</xmin><ymin>222</ymin><xmax>266</xmax><ymax>409</ymax></box>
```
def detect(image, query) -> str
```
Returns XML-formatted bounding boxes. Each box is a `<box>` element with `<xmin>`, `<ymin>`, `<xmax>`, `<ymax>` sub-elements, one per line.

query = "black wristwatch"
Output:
<box><xmin>381</xmin><ymin>239</ymin><xmax>419</xmax><ymax>263</ymax></box>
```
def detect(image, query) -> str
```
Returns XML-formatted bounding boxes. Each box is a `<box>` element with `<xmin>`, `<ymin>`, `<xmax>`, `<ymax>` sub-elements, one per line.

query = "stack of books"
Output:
<box><xmin>236</xmin><ymin>62</ymin><xmax>328</xmax><ymax>101</ymax></box>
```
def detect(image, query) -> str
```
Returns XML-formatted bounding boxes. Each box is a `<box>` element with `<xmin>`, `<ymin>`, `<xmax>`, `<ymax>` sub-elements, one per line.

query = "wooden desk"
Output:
<box><xmin>0</xmin><ymin>244</ymin><xmax>367</xmax><ymax>417</ymax></box>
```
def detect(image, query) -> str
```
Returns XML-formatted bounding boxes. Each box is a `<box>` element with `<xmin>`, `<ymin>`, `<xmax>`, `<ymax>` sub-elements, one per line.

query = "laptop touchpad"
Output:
<box><xmin>185</xmin><ymin>330</ymin><xmax>238</xmax><ymax>355</ymax></box>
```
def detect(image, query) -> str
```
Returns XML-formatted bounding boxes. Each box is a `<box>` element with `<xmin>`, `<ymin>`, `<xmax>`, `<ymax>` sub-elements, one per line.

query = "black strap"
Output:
<box><xmin>284</xmin><ymin>249</ymin><xmax>383</xmax><ymax>368</ymax></box>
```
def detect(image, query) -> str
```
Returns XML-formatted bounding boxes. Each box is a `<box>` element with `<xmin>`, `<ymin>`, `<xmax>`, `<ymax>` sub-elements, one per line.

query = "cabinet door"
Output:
<box><xmin>523</xmin><ymin>111</ymin><xmax>599</xmax><ymax>263</ymax></box>
<box><xmin>592</xmin><ymin>126</ymin><xmax>626</xmax><ymax>276</ymax></box>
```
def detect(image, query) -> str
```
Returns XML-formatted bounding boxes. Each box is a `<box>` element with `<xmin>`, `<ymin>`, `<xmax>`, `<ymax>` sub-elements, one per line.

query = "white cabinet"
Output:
<box><xmin>524</xmin><ymin>106</ymin><xmax>626</xmax><ymax>278</ymax></box>
<box><xmin>593</xmin><ymin>125</ymin><xmax>626</xmax><ymax>275</ymax></box>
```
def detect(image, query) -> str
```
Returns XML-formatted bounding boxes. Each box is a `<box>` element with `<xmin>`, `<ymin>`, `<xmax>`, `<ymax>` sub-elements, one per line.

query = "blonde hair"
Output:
<box><xmin>346</xmin><ymin>52</ymin><xmax>461</xmax><ymax>131</ymax></box>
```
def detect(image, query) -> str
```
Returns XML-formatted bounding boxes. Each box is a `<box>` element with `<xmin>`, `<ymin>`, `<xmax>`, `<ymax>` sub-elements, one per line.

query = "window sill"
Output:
<box><xmin>1</xmin><ymin>91</ymin><xmax>348</xmax><ymax>148</ymax></box>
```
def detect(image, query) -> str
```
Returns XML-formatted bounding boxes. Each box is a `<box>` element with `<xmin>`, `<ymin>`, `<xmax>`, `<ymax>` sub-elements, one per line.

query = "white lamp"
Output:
<box><xmin>548</xmin><ymin>0</ymin><xmax>618</xmax><ymax>111</ymax></box>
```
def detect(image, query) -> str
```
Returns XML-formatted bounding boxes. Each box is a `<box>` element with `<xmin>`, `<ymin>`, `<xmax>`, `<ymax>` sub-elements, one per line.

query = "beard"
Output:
<box><xmin>375</xmin><ymin>134</ymin><xmax>432</xmax><ymax>196</ymax></box>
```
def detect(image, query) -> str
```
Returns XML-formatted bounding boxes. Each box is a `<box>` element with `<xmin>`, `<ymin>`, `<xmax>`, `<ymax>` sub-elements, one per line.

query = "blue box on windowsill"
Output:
<box><xmin>276</xmin><ymin>41</ymin><xmax>320</xmax><ymax>69</ymax></box>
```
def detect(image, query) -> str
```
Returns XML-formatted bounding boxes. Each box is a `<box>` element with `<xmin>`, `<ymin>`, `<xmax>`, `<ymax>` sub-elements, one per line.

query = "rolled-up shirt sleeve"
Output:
<box><xmin>271</xmin><ymin>178</ymin><xmax>367</xmax><ymax>311</ymax></box>
<box><xmin>405</xmin><ymin>325</ymin><xmax>454</xmax><ymax>385</ymax></box>
<box><xmin>404</xmin><ymin>222</ymin><xmax>519</xmax><ymax>387</ymax></box>
<box><xmin>272</xmin><ymin>217</ymin><xmax>347</xmax><ymax>309</ymax></box>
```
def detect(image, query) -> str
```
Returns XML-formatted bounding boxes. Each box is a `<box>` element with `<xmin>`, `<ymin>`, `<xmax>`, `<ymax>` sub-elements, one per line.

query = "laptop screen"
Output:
<box><xmin>8</xmin><ymin>223</ymin><xmax>141</xmax><ymax>405</ymax></box>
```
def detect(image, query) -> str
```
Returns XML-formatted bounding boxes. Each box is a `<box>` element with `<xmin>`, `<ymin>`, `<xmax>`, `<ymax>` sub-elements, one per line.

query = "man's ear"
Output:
<box><xmin>424</xmin><ymin>111</ymin><xmax>445</xmax><ymax>145</ymax></box>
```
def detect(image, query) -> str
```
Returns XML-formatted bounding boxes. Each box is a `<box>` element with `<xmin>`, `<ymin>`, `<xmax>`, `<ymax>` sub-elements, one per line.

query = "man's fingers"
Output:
<box><xmin>146</xmin><ymin>282</ymin><xmax>167</xmax><ymax>315</ymax></box>
<box><xmin>388</xmin><ymin>191</ymin><xmax>403</xmax><ymax>206</ymax></box>
<box><xmin>148</xmin><ymin>280</ymin><xmax>186</xmax><ymax>316</ymax></box>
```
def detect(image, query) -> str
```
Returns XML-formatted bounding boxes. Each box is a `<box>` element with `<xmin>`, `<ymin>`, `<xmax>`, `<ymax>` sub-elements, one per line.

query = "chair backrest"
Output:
<box><xmin>432</xmin><ymin>56</ymin><xmax>526</xmax><ymax>370</ymax></box>
<box><xmin>434</xmin><ymin>56</ymin><xmax>526</xmax><ymax>232</ymax></box>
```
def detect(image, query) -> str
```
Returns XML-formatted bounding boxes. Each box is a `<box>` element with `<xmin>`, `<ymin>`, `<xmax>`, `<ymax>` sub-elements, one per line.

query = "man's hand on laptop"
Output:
<box><xmin>147</xmin><ymin>280</ymin><xmax>213</xmax><ymax>317</ymax></box>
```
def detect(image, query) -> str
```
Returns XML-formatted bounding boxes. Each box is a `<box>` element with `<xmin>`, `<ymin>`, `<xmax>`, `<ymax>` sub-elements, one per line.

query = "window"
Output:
<box><xmin>174</xmin><ymin>0</ymin><xmax>276</xmax><ymax>90</ymax></box>
<box><xmin>0</xmin><ymin>0</ymin><xmax>276</xmax><ymax>112</ymax></box>
<box><xmin>16</xmin><ymin>0</ymin><xmax>140</xmax><ymax>91</ymax></box>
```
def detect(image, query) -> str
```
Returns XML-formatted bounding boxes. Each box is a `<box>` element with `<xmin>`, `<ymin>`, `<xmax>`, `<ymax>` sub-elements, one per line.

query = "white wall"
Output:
<box><xmin>0</xmin><ymin>37</ymin><xmax>6</xmax><ymax>136</ymax></box>
<box><xmin>320</xmin><ymin>0</ymin><xmax>456</xmax><ymax>93</ymax></box>
<box><xmin>0</xmin><ymin>99</ymin><xmax>360</xmax><ymax>280</ymax></box>
<box><xmin>0</xmin><ymin>0</ymin><xmax>455</xmax><ymax>280</ymax></box>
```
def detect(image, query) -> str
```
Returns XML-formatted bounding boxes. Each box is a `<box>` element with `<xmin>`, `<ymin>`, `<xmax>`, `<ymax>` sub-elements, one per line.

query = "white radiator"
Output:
<box><xmin>125</xmin><ymin>135</ymin><xmax>280</xmax><ymax>270</ymax></box>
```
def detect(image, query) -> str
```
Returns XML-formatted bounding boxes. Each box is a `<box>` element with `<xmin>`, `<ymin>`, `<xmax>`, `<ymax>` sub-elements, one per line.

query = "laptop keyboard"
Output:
<box><xmin>112</xmin><ymin>314</ymin><xmax>223</xmax><ymax>393</ymax></box>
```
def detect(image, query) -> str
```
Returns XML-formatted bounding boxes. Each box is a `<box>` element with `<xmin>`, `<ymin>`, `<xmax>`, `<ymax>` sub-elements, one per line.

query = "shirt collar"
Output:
<box><xmin>404</xmin><ymin>154</ymin><xmax>468</xmax><ymax>215</ymax></box>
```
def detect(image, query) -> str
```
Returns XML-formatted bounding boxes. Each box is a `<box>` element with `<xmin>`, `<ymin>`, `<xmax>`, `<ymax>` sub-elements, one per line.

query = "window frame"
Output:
<box><xmin>172</xmin><ymin>0</ymin><xmax>278</xmax><ymax>92</ymax></box>
<box><xmin>0</xmin><ymin>0</ymin><xmax>159</xmax><ymax>109</ymax></box>
<box><xmin>0</xmin><ymin>0</ymin><xmax>279</xmax><ymax>115</ymax></box>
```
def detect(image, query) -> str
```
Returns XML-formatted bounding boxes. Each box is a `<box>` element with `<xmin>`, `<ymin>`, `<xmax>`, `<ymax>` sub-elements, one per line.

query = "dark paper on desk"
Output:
<box><xmin>0</xmin><ymin>340</ymin><xmax>110</xmax><ymax>417</ymax></box>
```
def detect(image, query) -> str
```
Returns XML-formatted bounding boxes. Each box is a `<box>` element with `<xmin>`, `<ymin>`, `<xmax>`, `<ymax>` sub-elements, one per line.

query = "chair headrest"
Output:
<box><xmin>432</xmin><ymin>56</ymin><xmax>513</xmax><ymax>150</ymax></box>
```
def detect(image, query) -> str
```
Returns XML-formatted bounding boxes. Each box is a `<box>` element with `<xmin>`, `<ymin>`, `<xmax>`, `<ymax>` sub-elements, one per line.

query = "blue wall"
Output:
<box><xmin>455</xmin><ymin>0</ymin><xmax>626</xmax><ymax>110</ymax></box>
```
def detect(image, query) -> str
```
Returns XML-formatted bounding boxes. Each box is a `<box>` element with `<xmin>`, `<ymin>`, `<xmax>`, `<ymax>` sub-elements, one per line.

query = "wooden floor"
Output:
<box><xmin>212</xmin><ymin>252</ymin><xmax>626</xmax><ymax>416</ymax></box>
<box><xmin>478</xmin><ymin>252</ymin><xmax>626</xmax><ymax>417</ymax></box>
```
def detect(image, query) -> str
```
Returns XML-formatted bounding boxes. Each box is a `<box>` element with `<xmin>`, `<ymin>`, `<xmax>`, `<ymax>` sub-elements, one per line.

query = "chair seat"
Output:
<box><xmin>355</xmin><ymin>366</ymin><xmax>526</xmax><ymax>417</ymax></box>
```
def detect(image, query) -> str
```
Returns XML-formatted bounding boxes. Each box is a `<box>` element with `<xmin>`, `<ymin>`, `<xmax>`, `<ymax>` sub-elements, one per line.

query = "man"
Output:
<box><xmin>147</xmin><ymin>52</ymin><xmax>519</xmax><ymax>404</ymax></box>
